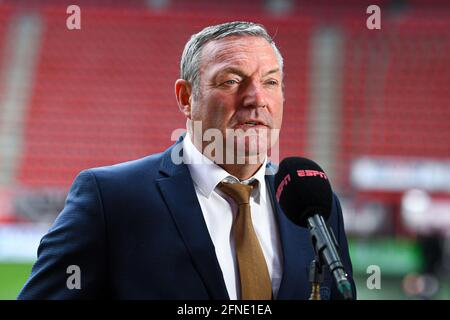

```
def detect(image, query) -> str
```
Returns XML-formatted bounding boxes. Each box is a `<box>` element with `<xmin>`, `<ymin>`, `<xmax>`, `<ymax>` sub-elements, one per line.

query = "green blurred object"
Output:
<box><xmin>349</xmin><ymin>238</ymin><xmax>424</xmax><ymax>276</ymax></box>
<box><xmin>348</xmin><ymin>238</ymin><xmax>450</xmax><ymax>299</ymax></box>
<box><xmin>0</xmin><ymin>262</ymin><xmax>33</xmax><ymax>300</ymax></box>
<box><xmin>353</xmin><ymin>275</ymin><xmax>407</xmax><ymax>299</ymax></box>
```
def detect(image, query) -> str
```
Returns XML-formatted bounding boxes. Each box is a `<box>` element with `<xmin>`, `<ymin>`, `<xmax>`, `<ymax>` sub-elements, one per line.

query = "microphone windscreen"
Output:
<box><xmin>274</xmin><ymin>157</ymin><xmax>333</xmax><ymax>227</ymax></box>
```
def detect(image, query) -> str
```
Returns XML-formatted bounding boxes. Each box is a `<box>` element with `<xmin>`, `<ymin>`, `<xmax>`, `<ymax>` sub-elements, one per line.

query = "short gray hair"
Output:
<box><xmin>180</xmin><ymin>21</ymin><xmax>284</xmax><ymax>98</ymax></box>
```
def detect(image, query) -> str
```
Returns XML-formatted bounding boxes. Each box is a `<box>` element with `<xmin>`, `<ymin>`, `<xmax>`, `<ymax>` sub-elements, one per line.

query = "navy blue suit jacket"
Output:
<box><xmin>18</xmin><ymin>138</ymin><xmax>356</xmax><ymax>299</ymax></box>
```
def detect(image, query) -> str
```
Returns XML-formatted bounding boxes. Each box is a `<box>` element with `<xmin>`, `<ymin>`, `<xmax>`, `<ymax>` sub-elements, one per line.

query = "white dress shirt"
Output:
<box><xmin>183</xmin><ymin>133</ymin><xmax>283</xmax><ymax>300</ymax></box>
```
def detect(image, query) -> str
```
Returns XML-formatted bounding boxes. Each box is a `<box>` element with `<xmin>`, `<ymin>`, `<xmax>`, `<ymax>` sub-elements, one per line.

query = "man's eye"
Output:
<box><xmin>266</xmin><ymin>80</ymin><xmax>279</xmax><ymax>86</ymax></box>
<box><xmin>223</xmin><ymin>79</ymin><xmax>238</xmax><ymax>85</ymax></box>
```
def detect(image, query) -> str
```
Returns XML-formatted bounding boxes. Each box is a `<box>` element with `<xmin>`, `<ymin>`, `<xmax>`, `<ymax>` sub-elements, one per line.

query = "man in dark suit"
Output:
<box><xmin>18</xmin><ymin>21</ymin><xmax>355</xmax><ymax>300</ymax></box>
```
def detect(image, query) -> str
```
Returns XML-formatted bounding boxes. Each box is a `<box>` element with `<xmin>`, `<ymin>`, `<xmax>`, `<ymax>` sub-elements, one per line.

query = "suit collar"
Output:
<box><xmin>156</xmin><ymin>138</ymin><xmax>229</xmax><ymax>299</ymax></box>
<box><xmin>265</xmin><ymin>174</ymin><xmax>312</xmax><ymax>300</ymax></box>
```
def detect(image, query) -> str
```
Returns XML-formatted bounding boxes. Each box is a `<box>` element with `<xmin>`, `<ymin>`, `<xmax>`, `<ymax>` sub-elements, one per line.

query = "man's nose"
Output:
<box><xmin>241</xmin><ymin>81</ymin><xmax>267</xmax><ymax>109</ymax></box>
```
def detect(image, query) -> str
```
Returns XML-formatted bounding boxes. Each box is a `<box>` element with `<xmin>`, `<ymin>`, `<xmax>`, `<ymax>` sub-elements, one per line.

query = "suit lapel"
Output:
<box><xmin>266</xmin><ymin>174</ymin><xmax>313</xmax><ymax>299</ymax></box>
<box><xmin>156</xmin><ymin>144</ymin><xmax>229</xmax><ymax>300</ymax></box>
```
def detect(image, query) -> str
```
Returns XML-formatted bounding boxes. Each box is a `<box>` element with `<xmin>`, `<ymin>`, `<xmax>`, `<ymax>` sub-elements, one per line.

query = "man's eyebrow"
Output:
<box><xmin>217</xmin><ymin>67</ymin><xmax>246</xmax><ymax>77</ymax></box>
<box><xmin>263</xmin><ymin>68</ymin><xmax>280</xmax><ymax>77</ymax></box>
<box><xmin>217</xmin><ymin>67</ymin><xmax>281</xmax><ymax>78</ymax></box>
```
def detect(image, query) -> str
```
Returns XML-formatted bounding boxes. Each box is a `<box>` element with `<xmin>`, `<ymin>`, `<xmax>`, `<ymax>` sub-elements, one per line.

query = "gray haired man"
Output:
<box><xmin>19</xmin><ymin>21</ymin><xmax>355</xmax><ymax>300</ymax></box>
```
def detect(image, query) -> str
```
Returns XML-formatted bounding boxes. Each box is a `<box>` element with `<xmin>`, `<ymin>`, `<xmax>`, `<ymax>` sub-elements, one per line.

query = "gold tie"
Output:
<box><xmin>218</xmin><ymin>181</ymin><xmax>272</xmax><ymax>300</ymax></box>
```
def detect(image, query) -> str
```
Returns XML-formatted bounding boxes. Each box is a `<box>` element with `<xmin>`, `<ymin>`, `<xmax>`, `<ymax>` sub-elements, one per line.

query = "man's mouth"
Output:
<box><xmin>232</xmin><ymin>122</ymin><xmax>269</xmax><ymax>133</ymax></box>
<box><xmin>236</xmin><ymin>119</ymin><xmax>268</xmax><ymax>128</ymax></box>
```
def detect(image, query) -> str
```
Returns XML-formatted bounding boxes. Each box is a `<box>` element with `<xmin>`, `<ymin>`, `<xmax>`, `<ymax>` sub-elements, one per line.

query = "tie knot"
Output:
<box><xmin>218</xmin><ymin>180</ymin><xmax>258</xmax><ymax>205</ymax></box>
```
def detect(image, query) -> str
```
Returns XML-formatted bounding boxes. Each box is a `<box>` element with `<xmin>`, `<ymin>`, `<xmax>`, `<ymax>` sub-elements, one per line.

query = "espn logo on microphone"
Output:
<box><xmin>276</xmin><ymin>174</ymin><xmax>291</xmax><ymax>201</ymax></box>
<box><xmin>297</xmin><ymin>170</ymin><xmax>328</xmax><ymax>179</ymax></box>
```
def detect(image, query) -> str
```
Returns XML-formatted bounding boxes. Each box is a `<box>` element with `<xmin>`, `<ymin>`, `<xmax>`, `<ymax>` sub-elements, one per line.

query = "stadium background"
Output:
<box><xmin>0</xmin><ymin>0</ymin><xmax>449</xmax><ymax>299</ymax></box>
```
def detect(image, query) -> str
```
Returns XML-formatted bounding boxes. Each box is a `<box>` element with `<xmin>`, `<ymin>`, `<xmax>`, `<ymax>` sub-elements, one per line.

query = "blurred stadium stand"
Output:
<box><xmin>0</xmin><ymin>0</ymin><xmax>449</xmax><ymax>299</ymax></box>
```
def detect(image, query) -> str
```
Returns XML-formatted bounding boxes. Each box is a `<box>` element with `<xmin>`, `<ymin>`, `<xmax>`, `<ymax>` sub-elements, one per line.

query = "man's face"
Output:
<box><xmin>189</xmin><ymin>36</ymin><xmax>284</xmax><ymax>163</ymax></box>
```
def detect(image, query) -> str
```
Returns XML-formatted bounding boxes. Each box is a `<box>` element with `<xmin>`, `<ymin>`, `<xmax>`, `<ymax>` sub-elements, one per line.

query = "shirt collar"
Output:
<box><xmin>183</xmin><ymin>132</ymin><xmax>267</xmax><ymax>204</ymax></box>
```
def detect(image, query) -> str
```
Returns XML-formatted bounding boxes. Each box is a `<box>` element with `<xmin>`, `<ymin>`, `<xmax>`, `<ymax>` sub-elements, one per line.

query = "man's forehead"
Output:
<box><xmin>202</xmin><ymin>36</ymin><xmax>273</xmax><ymax>56</ymax></box>
<box><xmin>200</xmin><ymin>36</ymin><xmax>280</xmax><ymax>72</ymax></box>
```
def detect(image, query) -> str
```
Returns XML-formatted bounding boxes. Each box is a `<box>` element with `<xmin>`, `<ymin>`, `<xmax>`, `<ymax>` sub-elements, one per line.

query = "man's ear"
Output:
<box><xmin>175</xmin><ymin>79</ymin><xmax>193</xmax><ymax>119</ymax></box>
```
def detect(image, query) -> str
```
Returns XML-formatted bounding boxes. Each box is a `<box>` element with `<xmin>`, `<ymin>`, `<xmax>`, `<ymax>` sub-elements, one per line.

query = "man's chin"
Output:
<box><xmin>231</xmin><ymin>140</ymin><xmax>268</xmax><ymax>165</ymax></box>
